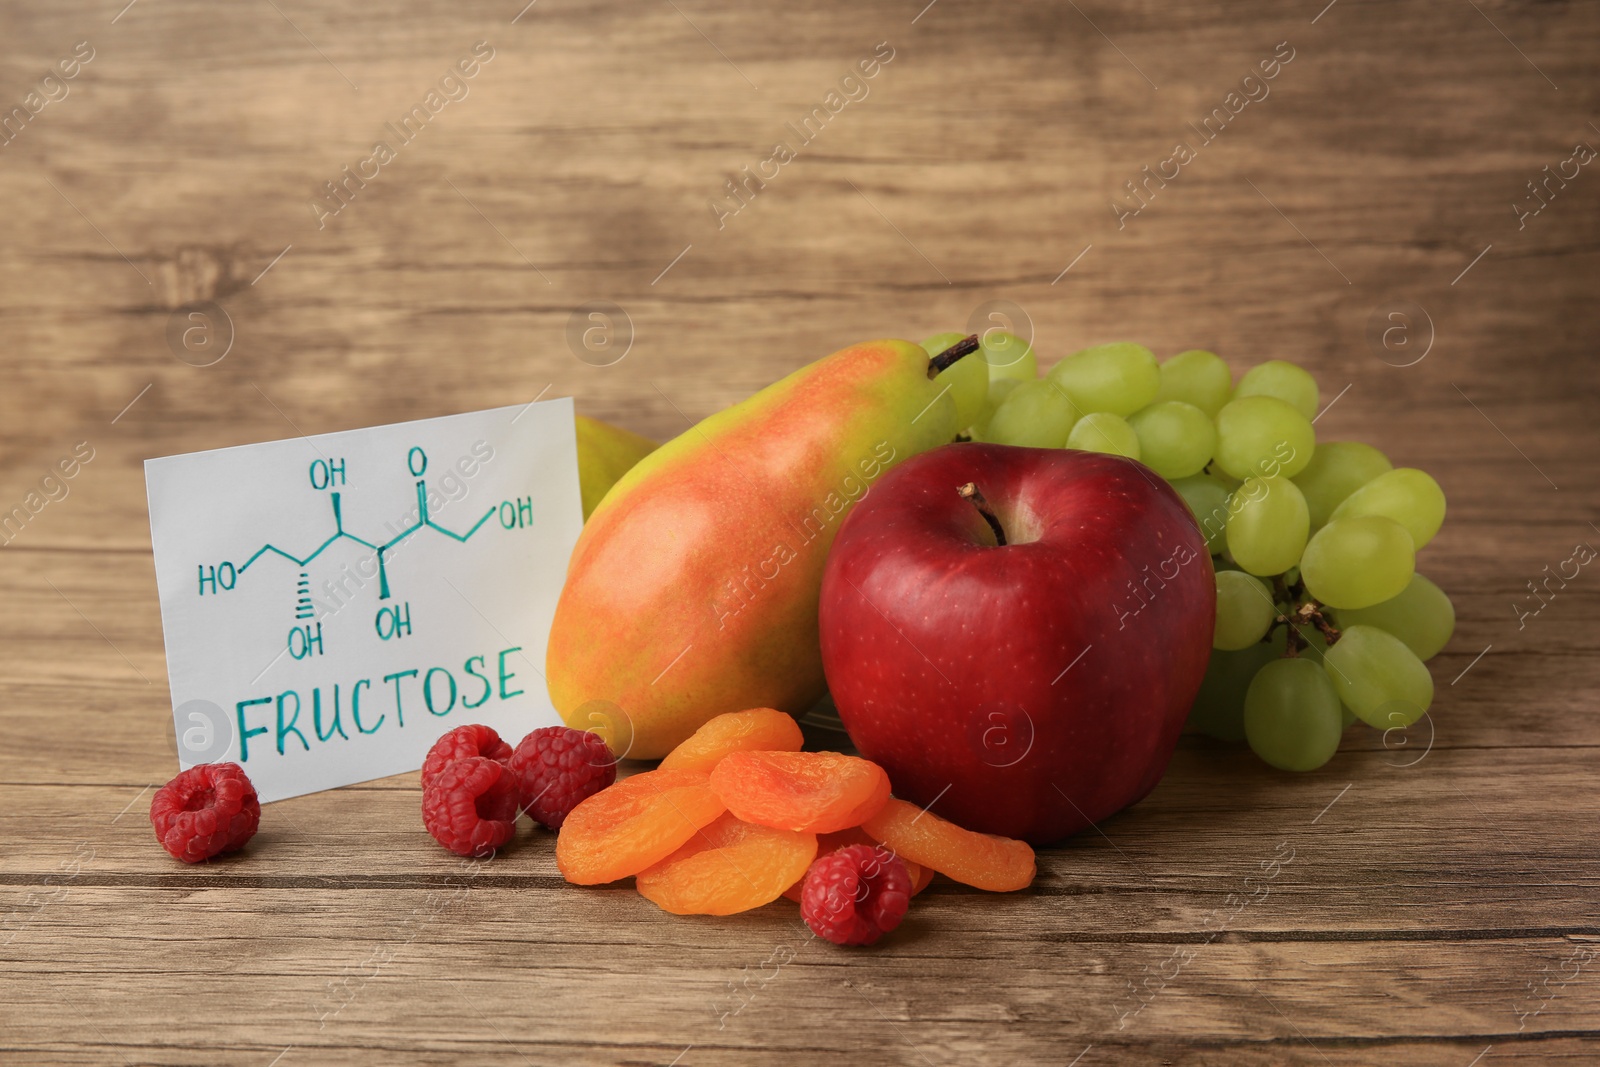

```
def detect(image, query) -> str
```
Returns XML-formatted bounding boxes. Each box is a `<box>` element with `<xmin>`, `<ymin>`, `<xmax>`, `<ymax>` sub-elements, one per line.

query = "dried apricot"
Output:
<box><xmin>782</xmin><ymin>827</ymin><xmax>931</xmax><ymax>902</ymax></box>
<box><xmin>709</xmin><ymin>751</ymin><xmax>890</xmax><ymax>834</ymax></box>
<box><xmin>555</xmin><ymin>768</ymin><xmax>726</xmax><ymax>885</ymax></box>
<box><xmin>816</xmin><ymin>826</ymin><xmax>879</xmax><ymax>852</ymax></box>
<box><xmin>636</xmin><ymin>813</ymin><xmax>817</xmax><ymax>915</ymax></box>
<box><xmin>835</xmin><ymin>769</ymin><xmax>892</xmax><ymax>828</ymax></box>
<box><xmin>658</xmin><ymin>708</ymin><xmax>804</xmax><ymax>774</ymax></box>
<box><xmin>861</xmin><ymin>798</ymin><xmax>1035</xmax><ymax>892</ymax></box>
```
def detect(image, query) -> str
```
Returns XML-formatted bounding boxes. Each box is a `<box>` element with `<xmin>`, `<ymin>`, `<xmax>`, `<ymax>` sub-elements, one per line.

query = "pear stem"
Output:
<box><xmin>927</xmin><ymin>334</ymin><xmax>981</xmax><ymax>379</ymax></box>
<box><xmin>957</xmin><ymin>482</ymin><xmax>1007</xmax><ymax>546</ymax></box>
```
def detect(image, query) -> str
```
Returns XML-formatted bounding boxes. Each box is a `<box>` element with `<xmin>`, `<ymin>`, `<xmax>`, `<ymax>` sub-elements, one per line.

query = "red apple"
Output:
<box><xmin>818</xmin><ymin>443</ymin><xmax>1214</xmax><ymax>844</ymax></box>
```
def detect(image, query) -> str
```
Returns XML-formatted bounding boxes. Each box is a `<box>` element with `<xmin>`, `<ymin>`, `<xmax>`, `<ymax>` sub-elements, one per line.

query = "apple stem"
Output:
<box><xmin>927</xmin><ymin>334</ymin><xmax>981</xmax><ymax>379</ymax></box>
<box><xmin>957</xmin><ymin>482</ymin><xmax>1007</xmax><ymax>546</ymax></box>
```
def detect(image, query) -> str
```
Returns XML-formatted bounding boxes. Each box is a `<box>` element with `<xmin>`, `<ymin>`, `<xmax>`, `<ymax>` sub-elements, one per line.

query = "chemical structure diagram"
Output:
<box><xmin>194</xmin><ymin>447</ymin><xmax>533</xmax><ymax>661</ymax></box>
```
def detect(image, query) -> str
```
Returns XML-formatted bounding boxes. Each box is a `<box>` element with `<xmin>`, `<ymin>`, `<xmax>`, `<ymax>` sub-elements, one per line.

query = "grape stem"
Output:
<box><xmin>928</xmin><ymin>334</ymin><xmax>980</xmax><ymax>378</ymax></box>
<box><xmin>1303</xmin><ymin>603</ymin><xmax>1343</xmax><ymax>645</ymax></box>
<box><xmin>1263</xmin><ymin>576</ymin><xmax>1341</xmax><ymax>656</ymax></box>
<box><xmin>956</xmin><ymin>482</ymin><xmax>1007</xmax><ymax>546</ymax></box>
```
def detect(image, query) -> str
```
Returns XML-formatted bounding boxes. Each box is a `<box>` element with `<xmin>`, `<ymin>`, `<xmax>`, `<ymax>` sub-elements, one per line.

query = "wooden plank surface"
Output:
<box><xmin>2</xmin><ymin>0</ymin><xmax>1598</xmax><ymax>1063</ymax></box>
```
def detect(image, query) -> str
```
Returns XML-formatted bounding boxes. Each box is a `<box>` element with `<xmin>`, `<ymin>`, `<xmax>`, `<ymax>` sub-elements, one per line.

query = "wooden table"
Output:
<box><xmin>3</xmin><ymin>1</ymin><xmax>1597</xmax><ymax>1062</ymax></box>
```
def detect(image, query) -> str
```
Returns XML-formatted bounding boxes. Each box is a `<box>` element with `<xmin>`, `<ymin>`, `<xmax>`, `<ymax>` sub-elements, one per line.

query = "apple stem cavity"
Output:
<box><xmin>956</xmin><ymin>482</ymin><xmax>1007</xmax><ymax>547</ymax></box>
<box><xmin>927</xmin><ymin>334</ymin><xmax>981</xmax><ymax>379</ymax></box>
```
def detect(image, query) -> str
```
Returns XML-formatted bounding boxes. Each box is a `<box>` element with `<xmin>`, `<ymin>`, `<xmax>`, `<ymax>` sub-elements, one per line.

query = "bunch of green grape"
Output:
<box><xmin>923</xmin><ymin>332</ymin><xmax>1453</xmax><ymax>773</ymax></box>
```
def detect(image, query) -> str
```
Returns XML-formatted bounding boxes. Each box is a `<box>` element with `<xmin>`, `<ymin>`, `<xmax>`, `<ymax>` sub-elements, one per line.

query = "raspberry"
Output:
<box><xmin>421</xmin><ymin>724</ymin><xmax>512</xmax><ymax>789</ymax></box>
<box><xmin>508</xmin><ymin>726</ymin><xmax>616</xmax><ymax>830</ymax></box>
<box><xmin>150</xmin><ymin>763</ymin><xmax>261</xmax><ymax>864</ymax></box>
<box><xmin>421</xmin><ymin>756</ymin><xmax>519</xmax><ymax>857</ymax></box>
<box><xmin>800</xmin><ymin>843</ymin><xmax>912</xmax><ymax>946</ymax></box>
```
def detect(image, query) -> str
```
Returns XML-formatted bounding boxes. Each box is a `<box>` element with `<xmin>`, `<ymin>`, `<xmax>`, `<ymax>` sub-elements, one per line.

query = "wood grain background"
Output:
<box><xmin>2</xmin><ymin>0</ymin><xmax>1598</xmax><ymax>1063</ymax></box>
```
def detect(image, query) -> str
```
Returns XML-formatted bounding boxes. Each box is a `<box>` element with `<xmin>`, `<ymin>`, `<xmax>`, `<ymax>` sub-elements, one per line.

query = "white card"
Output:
<box><xmin>145</xmin><ymin>399</ymin><xmax>583</xmax><ymax>802</ymax></box>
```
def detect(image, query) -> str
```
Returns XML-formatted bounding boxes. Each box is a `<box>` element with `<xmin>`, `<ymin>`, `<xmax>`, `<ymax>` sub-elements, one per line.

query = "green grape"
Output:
<box><xmin>1155</xmin><ymin>349</ymin><xmax>1232</xmax><ymax>416</ymax></box>
<box><xmin>979</xmin><ymin>330</ymin><xmax>1036</xmax><ymax>383</ymax></box>
<box><xmin>1065</xmin><ymin>411</ymin><xmax>1140</xmax><ymax>458</ymax></box>
<box><xmin>1214</xmin><ymin>570</ymin><xmax>1277</xmax><ymax>650</ymax></box>
<box><xmin>1171</xmin><ymin>475</ymin><xmax>1230</xmax><ymax>554</ymax></box>
<box><xmin>1186</xmin><ymin>640</ymin><xmax>1278</xmax><ymax>741</ymax></box>
<box><xmin>922</xmin><ymin>332</ymin><xmax>968</xmax><ymax>352</ymax></box>
<box><xmin>1213</xmin><ymin>395</ymin><xmax>1315</xmax><ymax>480</ymax></box>
<box><xmin>1187</xmin><ymin>625</ymin><xmax>1324</xmax><ymax>741</ymax></box>
<box><xmin>1334</xmin><ymin>573</ymin><xmax>1454</xmax><ymax>660</ymax></box>
<box><xmin>1321</xmin><ymin>624</ymin><xmax>1433</xmax><ymax>728</ymax></box>
<box><xmin>985</xmin><ymin>379</ymin><xmax>1077</xmax><ymax>448</ymax></box>
<box><xmin>1340</xmin><ymin>704</ymin><xmax>1357</xmax><ymax>728</ymax></box>
<box><xmin>1207</xmin><ymin>465</ymin><xmax>1243</xmax><ymax>493</ymax></box>
<box><xmin>1046</xmin><ymin>342</ymin><xmax>1160</xmax><ymax>416</ymax></box>
<box><xmin>1292</xmin><ymin>440</ymin><xmax>1392</xmax><ymax>527</ymax></box>
<box><xmin>923</xmin><ymin>333</ymin><xmax>989</xmax><ymax>431</ymax></box>
<box><xmin>1300</xmin><ymin>515</ymin><xmax>1415</xmax><ymax>609</ymax></box>
<box><xmin>1127</xmin><ymin>401</ymin><xmax>1216</xmax><ymax>479</ymax></box>
<box><xmin>1224</xmin><ymin>475</ymin><xmax>1309</xmax><ymax>576</ymax></box>
<box><xmin>1330</xmin><ymin>468</ymin><xmax>1446</xmax><ymax>549</ymax></box>
<box><xmin>969</xmin><ymin>377</ymin><xmax>1020</xmax><ymax>440</ymax></box>
<box><xmin>1234</xmin><ymin>360</ymin><xmax>1320</xmax><ymax>421</ymax></box>
<box><xmin>1244</xmin><ymin>657</ymin><xmax>1344</xmax><ymax>771</ymax></box>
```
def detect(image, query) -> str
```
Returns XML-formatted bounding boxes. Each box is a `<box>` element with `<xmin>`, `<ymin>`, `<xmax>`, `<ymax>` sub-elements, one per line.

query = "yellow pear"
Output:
<box><xmin>575</xmin><ymin>415</ymin><xmax>657</xmax><ymax>520</ymax></box>
<box><xmin>547</xmin><ymin>337</ymin><xmax>978</xmax><ymax>757</ymax></box>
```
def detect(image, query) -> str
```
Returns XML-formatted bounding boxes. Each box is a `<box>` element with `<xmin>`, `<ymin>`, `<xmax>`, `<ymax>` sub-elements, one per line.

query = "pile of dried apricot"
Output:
<box><xmin>555</xmin><ymin>708</ymin><xmax>1036</xmax><ymax>945</ymax></box>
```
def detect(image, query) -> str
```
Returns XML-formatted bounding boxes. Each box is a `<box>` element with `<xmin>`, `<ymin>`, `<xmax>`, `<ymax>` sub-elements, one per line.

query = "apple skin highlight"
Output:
<box><xmin>819</xmin><ymin>443</ymin><xmax>1216</xmax><ymax>845</ymax></box>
